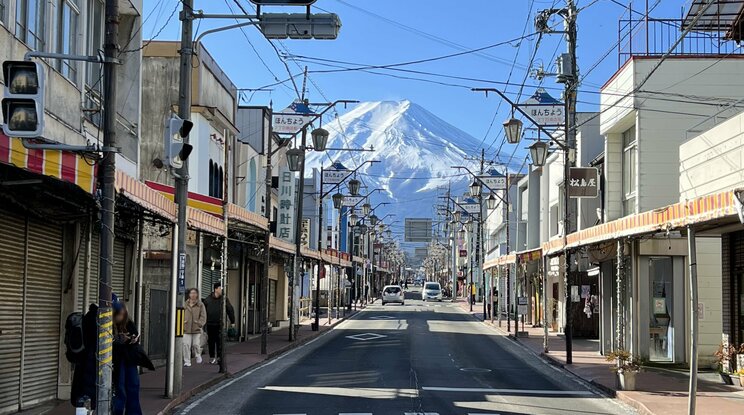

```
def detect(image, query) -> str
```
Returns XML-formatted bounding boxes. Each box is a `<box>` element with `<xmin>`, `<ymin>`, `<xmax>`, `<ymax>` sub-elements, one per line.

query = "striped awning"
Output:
<box><xmin>269</xmin><ymin>236</ymin><xmax>295</xmax><ymax>254</ymax></box>
<box><xmin>542</xmin><ymin>189</ymin><xmax>738</xmax><ymax>256</ymax></box>
<box><xmin>188</xmin><ymin>208</ymin><xmax>226</xmax><ymax>236</ymax></box>
<box><xmin>147</xmin><ymin>180</ymin><xmax>223</xmax><ymax>216</ymax></box>
<box><xmin>0</xmin><ymin>134</ymin><xmax>96</xmax><ymax>193</ymax></box>
<box><xmin>226</xmin><ymin>203</ymin><xmax>269</xmax><ymax>231</ymax></box>
<box><xmin>115</xmin><ymin>170</ymin><xmax>177</xmax><ymax>221</ymax></box>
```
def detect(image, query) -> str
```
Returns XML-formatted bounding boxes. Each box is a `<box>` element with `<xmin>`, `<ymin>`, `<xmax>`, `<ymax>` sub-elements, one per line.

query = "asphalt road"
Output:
<box><xmin>176</xmin><ymin>288</ymin><xmax>634</xmax><ymax>415</ymax></box>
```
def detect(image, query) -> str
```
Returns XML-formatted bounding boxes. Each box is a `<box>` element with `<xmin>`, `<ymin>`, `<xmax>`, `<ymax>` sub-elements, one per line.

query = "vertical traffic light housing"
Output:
<box><xmin>2</xmin><ymin>61</ymin><xmax>45</xmax><ymax>137</ymax></box>
<box><xmin>164</xmin><ymin>115</ymin><xmax>194</xmax><ymax>169</ymax></box>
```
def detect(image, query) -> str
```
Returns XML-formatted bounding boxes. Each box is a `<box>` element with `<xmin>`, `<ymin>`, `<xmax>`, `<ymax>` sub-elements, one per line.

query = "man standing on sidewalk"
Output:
<box><xmin>203</xmin><ymin>283</ymin><xmax>235</xmax><ymax>364</ymax></box>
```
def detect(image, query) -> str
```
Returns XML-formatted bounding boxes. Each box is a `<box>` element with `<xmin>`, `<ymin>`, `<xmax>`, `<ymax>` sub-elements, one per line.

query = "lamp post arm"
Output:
<box><xmin>320</xmin><ymin>160</ymin><xmax>380</xmax><ymax>199</ymax></box>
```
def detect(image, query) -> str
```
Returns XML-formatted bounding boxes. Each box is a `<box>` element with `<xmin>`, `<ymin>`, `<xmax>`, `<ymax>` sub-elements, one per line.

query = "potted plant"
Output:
<box><xmin>738</xmin><ymin>369</ymin><xmax>744</xmax><ymax>389</ymax></box>
<box><xmin>606</xmin><ymin>349</ymin><xmax>642</xmax><ymax>391</ymax></box>
<box><xmin>714</xmin><ymin>342</ymin><xmax>737</xmax><ymax>385</ymax></box>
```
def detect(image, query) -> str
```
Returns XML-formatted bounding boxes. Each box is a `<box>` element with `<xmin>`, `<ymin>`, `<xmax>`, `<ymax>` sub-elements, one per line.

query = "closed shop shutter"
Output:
<box><xmin>77</xmin><ymin>230</ymin><xmax>99</xmax><ymax>311</ymax></box>
<box><xmin>0</xmin><ymin>211</ymin><xmax>26</xmax><ymax>413</ymax></box>
<box><xmin>112</xmin><ymin>238</ymin><xmax>127</xmax><ymax>298</ymax></box>
<box><xmin>22</xmin><ymin>217</ymin><xmax>63</xmax><ymax>408</ymax></box>
<box><xmin>202</xmin><ymin>268</ymin><xmax>221</xmax><ymax>300</ymax></box>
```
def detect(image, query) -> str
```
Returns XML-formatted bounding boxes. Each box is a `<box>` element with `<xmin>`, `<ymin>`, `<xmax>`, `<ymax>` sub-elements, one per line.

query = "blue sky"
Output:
<box><xmin>142</xmin><ymin>0</ymin><xmax>684</xmax><ymax>164</ymax></box>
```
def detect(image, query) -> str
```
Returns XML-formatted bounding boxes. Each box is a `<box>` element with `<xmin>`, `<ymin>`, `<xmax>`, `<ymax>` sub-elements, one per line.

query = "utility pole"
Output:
<box><xmin>96</xmin><ymin>0</ymin><xmax>119</xmax><ymax>411</ymax></box>
<box><xmin>168</xmin><ymin>0</ymin><xmax>194</xmax><ymax>396</ymax></box>
<box><xmin>289</xmin><ymin>68</ymin><xmax>309</xmax><ymax>342</ymax></box>
<box><xmin>261</xmin><ymin>106</ymin><xmax>274</xmax><ymax>354</ymax></box>
<box><xmin>562</xmin><ymin>0</ymin><xmax>578</xmax><ymax>365</ymax></box>
<box><xmin>479</xmin><ymin>149</ymin><xmax>486</xmax><ymax>320</ymax></box>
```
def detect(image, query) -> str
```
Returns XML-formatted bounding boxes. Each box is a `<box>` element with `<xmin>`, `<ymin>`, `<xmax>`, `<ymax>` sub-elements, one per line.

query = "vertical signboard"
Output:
<box><xmin>277</xmin><ymin>166</ymin><xmax>297</xmax><ymax>242</ymax></box>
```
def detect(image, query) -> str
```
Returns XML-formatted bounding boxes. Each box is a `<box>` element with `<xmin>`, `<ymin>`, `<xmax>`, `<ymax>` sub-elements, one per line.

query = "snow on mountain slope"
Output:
<box><xmin>304</xmin><ymin>100</ymin><xmax>507</xmax><ymax>235</ymax></box>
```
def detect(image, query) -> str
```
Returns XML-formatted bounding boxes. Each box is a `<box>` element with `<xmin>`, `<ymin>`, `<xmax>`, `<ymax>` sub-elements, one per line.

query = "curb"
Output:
<box><xmin>159</xmin><ymin>311</ymin><xmax>358</xmax><ymax>415</ymax></box>
<box><xmin>461</xmin><ymin>307</ymin><xmax>658</xmax><ymax>415</ymax></box>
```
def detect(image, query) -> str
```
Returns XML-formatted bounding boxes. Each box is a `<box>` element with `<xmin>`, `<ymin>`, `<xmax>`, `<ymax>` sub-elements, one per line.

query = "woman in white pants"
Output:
<box><xmin>183</xmin><ymin>288</ymin><xmax>207</xmax><ymax>366</ymax></box>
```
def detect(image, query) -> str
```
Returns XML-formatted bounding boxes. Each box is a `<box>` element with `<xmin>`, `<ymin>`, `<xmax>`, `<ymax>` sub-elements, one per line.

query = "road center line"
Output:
<box><xmin>421</xmin><ymin>386</ymin><xmax>594</xmax><ymax>395</ymax></box>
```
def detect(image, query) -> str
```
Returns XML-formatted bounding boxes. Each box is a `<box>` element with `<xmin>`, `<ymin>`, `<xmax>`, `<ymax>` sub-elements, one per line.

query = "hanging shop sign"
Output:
<box><xmin>277</xmin><ymin>165</ymin><xmax>297</xmax><ymax>242</ymax></box>
<box><xmin>568</xmin><ymin>167</ymin><xmax>599</xmax><ymax>198</ymax></box>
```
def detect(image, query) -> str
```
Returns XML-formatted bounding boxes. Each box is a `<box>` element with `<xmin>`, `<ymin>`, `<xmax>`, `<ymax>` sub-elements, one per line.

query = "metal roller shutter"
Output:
<box><xmin>202</xmin><ymin>268</ymin><xmax>220</xmax><ymax>300</ymax></box>
<box><xmin>0</xmin><ymin>211</ymin><xmax>26</xmax><ymax>413</ymax></box>
<box><xmin>77</xmin><ymin>230</ymin><xmax>99</xmax><ymax>311</ymax></box>
<box><xmin>22</xmin><ymin>217</ymin><xmax>63</xmax><ymax>408</ymax></box>
<box><xmin>112</xmin><ymin>238</ymin><xmax>127</xmax><ymax>298</ymax></box>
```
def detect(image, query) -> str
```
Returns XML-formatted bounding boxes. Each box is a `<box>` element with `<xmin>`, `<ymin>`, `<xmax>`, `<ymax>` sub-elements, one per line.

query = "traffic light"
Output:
<box><xmin>164</xmin><ymin>115</ymin><xmax>194</xmax><ymax>169</ymax></box>
<box><xmin>2</xmin><ymin>61</ymin><xmax>45</xmax><ymax>137</ymax></box>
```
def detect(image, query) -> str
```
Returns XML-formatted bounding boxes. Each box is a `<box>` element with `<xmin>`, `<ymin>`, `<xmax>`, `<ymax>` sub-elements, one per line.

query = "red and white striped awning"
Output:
<box><xmin>115</xmin><ymin>170</ymin><xmax>177</xmax><ymax>221</ymax></box>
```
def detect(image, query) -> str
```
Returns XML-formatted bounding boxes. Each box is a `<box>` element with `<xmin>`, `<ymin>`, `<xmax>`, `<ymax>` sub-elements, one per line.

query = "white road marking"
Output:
<box><xmin>345</xmin><ymin>332</ymin><xmax>388</xmax><ymax>341</ymax></box>
<box><xmin>338</xmin><ymin>413</ymin><xmax>373</xmax><ymax>415</ymax></box>
<box><xmin>421</xmin><ymin>386</ymin><xmax>594</xmax><ymax>395</ymax></box>
<box><xmin>179</xmin><ymin>333</ymin><xmax>329</xmax><ymax>413</ymax></box>
<box><xmin>403</xmin><ymin>412</ymin><xmax>439</xmax><ymax>415</ymax></box>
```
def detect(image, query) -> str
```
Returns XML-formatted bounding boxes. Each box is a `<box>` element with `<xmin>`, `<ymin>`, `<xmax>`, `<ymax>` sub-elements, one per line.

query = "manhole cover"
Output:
<box><xmin>459</xmin><ymin>367</ymin><xmax>492</xmax><ymax>373</ymax></box>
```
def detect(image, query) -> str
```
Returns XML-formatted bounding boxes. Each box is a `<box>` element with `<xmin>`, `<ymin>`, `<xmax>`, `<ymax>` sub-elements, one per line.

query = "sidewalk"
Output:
<box><xmin>44</xmin><ymin>307</ymin><xmax>359</xmax><ymax>415</ymax></box>
<box><xmin>457</xmin><ymin>300</ymin><xmax>744</xmax><ymax>415</ymax></box>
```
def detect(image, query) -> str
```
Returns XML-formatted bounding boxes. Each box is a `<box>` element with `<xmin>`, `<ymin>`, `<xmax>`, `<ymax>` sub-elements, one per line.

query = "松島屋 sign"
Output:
<box><xmin>568</xmin><ymin>167</ymin><xmax>599</xmax><ymax>198</ymax></box>
<box><xmin>277</xmin><ymin>166</ymin><xmax>297</xmax><ymax>241</ymax></box>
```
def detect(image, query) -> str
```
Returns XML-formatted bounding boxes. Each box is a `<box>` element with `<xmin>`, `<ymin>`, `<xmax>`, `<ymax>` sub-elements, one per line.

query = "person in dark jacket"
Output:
<box><xmin>202</xmin><ymin>282</ymin><xmax>235</xmax><ymax>364</ymax></box>
<box><xmin>70</xmin><ymin>303</ymin><xmax>99</xmax><ymax>410</ymax></box>
<box><xmin>112</xmin><ymin>294</ymin><xmax>153</xmax><ymax>415</ymax></box>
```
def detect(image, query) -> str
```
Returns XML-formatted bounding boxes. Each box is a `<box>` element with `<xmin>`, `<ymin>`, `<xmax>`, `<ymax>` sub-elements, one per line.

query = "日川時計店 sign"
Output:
<box><xmin>568</xmin><ymin>167</ymin><xmax>599</xmax><ymax>198</ymax></box>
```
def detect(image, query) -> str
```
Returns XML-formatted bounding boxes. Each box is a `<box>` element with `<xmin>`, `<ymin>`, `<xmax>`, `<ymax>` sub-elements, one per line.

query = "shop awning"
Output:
<box><xmin>269</xmin><ymin>235</ymin><xmax>295</xmax><ymax>254</ymax></box>
<box><xmin>483</xmin><ymin>253</ymin><xmax>517</xmax><ymax>270</ymax></box>
<box><xmin>188</xmin><ymin>207</ymin><xmax>226</xmax><ymax>236</ymax></box>
<box><xmin>147</xmin><ymin>180</ymin><xmax>223</xmax><ymax>216</ymax></box>
<box><xmin>0</xmin><ymin>134</ymin><xmax>96</xmax><ymax>194</ymax></box>
<box><xmin>226</xmin><ymin>203</ymin><xmax>269</xmax><ymax>231</ymax></box>
<box><xmin>115</xmin><ymin>170</ymin><xmax>177</xmax><ymax>222</ymax></box>
<box><xmin>542</xmin><ymin>189</ymin><xmax>738</xmax><ymax>256</ymax></box>
<box><xmin>517</xmin><ymin>247</ymin><xmax>542</xmax><ymax>263</ymax></box>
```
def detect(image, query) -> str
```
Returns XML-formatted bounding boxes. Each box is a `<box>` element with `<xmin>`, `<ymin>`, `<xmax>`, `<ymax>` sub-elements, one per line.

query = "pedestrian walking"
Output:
<box><xmin>69</xmin><ymin>303</ymin><xmax>98</xmax><ymax>410</ymax></box>
<box><xmin>112</xmin><ymin>294</ymin><xmax>154</xmax><ymax>415</ymax></box>
<box><xmin>183</xmin><ymin>288</ymin><xmax>207</xmax><ymax>367</ymax></box>
<box><xmin>470</xmin><ymin>282</ymin><xmax>477</xmax><ymax>305</ymax></box>
<box><xmin>202</xmin><ymin>282</ymin><xmax>235</xmax><ymax>364</ymax></box>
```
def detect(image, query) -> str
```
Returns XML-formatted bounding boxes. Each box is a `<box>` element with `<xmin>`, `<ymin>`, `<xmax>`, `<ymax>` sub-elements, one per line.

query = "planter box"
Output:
<box><xmin>732</xmin><ymin>375</ymin><xmax>742</xmax><ymax>387</ymax></box>
<box><xmin>618</xmin><ymin>371</ymin><xmax>637</xmax><ymax>391</ymax></box>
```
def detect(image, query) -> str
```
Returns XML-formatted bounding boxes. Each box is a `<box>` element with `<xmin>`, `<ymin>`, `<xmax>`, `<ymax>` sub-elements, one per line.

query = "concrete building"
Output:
<box><xmin>0</xmin><ymin>1</ymin><xmax>145</xmax><ymax>411</ymax></box>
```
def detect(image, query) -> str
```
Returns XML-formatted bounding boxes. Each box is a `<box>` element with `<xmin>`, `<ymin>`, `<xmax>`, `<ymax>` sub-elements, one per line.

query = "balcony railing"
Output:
<box><xmin>618</xmin><ymin>17</ymin><xmax>743</xmax><ymax>68</ymax></box>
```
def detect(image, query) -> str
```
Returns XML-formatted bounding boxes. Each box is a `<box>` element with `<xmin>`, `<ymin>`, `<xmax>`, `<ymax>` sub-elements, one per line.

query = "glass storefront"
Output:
<box><xmin>648</xmin><ymin>257</ymin><xmax>673</xmax><ymax>362</ymax></box>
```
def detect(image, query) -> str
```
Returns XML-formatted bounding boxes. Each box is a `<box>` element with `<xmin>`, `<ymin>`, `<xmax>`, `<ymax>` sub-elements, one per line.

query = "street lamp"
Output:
<box><xmin>503</xmin><ymin>117</ymin><xmax>523</xmax><ymax>144</ymax></box>
<box><xmin>529</xmin><ymin>140</ymin><xmax>550</xmax><ymax>167</ymax></box>
<box><xmin>362</xmin><ymin>202</ymin><xmax>371</xmax><ymax>216</ymax></box>
<box><xmin>349</xmin><ymin>211</ymin><xmax>359</xmax><ymax>226</ymax></box>
<box><xmin>332</xmin><ymin>192</ymin><xmax>344</xmax><ymax>209</ymax></box>
<box><xmin>453</xmin><ymin>210</ymin><xmax>462</xmax><ymax>222</ymax></box>
<box><xmin>369</xmin><ymin>214</ymin><xmax>379</xmax><ymax>226</ymax></box>
<box><xmin>465</xmin><ymin>217</ymin><xmax>474</xmax><ymax>233</ymax></box>
<box><xmin>458</xmin><ymin>227</ymin><xmax>466</xmax><ymax>240</ymax></box>
<box><xmin>348</xmin><ymin>178</ymin><xmax>361</xmax><ymax>196</ymax></box>
<box><xmin>469</xmin><ymin>179</ymin><xmax>482</xmax><ymax>198</ymax></box>
<box><xmin>487</xmin><ymin>193</ymin><xmax>498</xmax><ymax>210</ymax></box>
<box><xmin>311</xmin><ymin>127</ymin><xmax>329</xmax><ymax>151</ymax></box>
<box><xmin>286</xmin><ymin>147</ymin><xmax>303</xmax><ymax>172</ymax></box>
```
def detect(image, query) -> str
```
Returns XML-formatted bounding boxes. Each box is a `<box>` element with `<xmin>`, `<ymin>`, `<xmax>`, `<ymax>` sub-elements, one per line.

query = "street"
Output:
<box><xmin>176</xmin><ymin>287</ymin><xmax>633</xmax><ymax>415</ymax></box>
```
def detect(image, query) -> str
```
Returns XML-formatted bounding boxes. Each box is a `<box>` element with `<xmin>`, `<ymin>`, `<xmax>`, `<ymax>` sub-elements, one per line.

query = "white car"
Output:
<box><xmin>381</xmin><ymin>285</ymin><xmax>405</xmax><ymax>305</ymax></box>
<box><xmin>422</xmin><ymin>282</ymin><xmax>443</xmax><ymax>302</ymax></box>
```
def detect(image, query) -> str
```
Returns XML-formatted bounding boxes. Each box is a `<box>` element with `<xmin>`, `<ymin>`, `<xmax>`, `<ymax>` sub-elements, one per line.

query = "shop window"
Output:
<box><xmin>57</xmin><ymin>0</ymin><xmax>80</xmax><ymax>82</ymax></box>
<box><xmin>649</xmin><ymin>256</ymin><xmax>673</xmax><ymax>362</ymax></box>
<box><xmin>622</xmin><ymin>126</ymin><xmax>637</xmax><ymax>216</ymax></box>
<box><xmin>15</xmin><ymin>0</ymin><xmax>46</xmax><ymax>50</ymax></box>
<box><xmin>1</xmin><ymin>0</ymin><xmax>8</xmax><ymax>25</ymax></box>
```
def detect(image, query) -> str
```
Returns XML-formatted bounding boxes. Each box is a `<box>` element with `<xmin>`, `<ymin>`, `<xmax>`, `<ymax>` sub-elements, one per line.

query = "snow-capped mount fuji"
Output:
<box><xmin>303</xmin><ymin>100</ymin><xmax>500</xmax><ymax>231</ymax></box>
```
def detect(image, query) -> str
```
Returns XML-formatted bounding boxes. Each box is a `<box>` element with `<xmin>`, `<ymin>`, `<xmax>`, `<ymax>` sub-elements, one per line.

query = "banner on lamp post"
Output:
<box><xmin>277</xmin><ymin>165</ymin><xmax>297</xmax><ymax>242</ymax></box>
